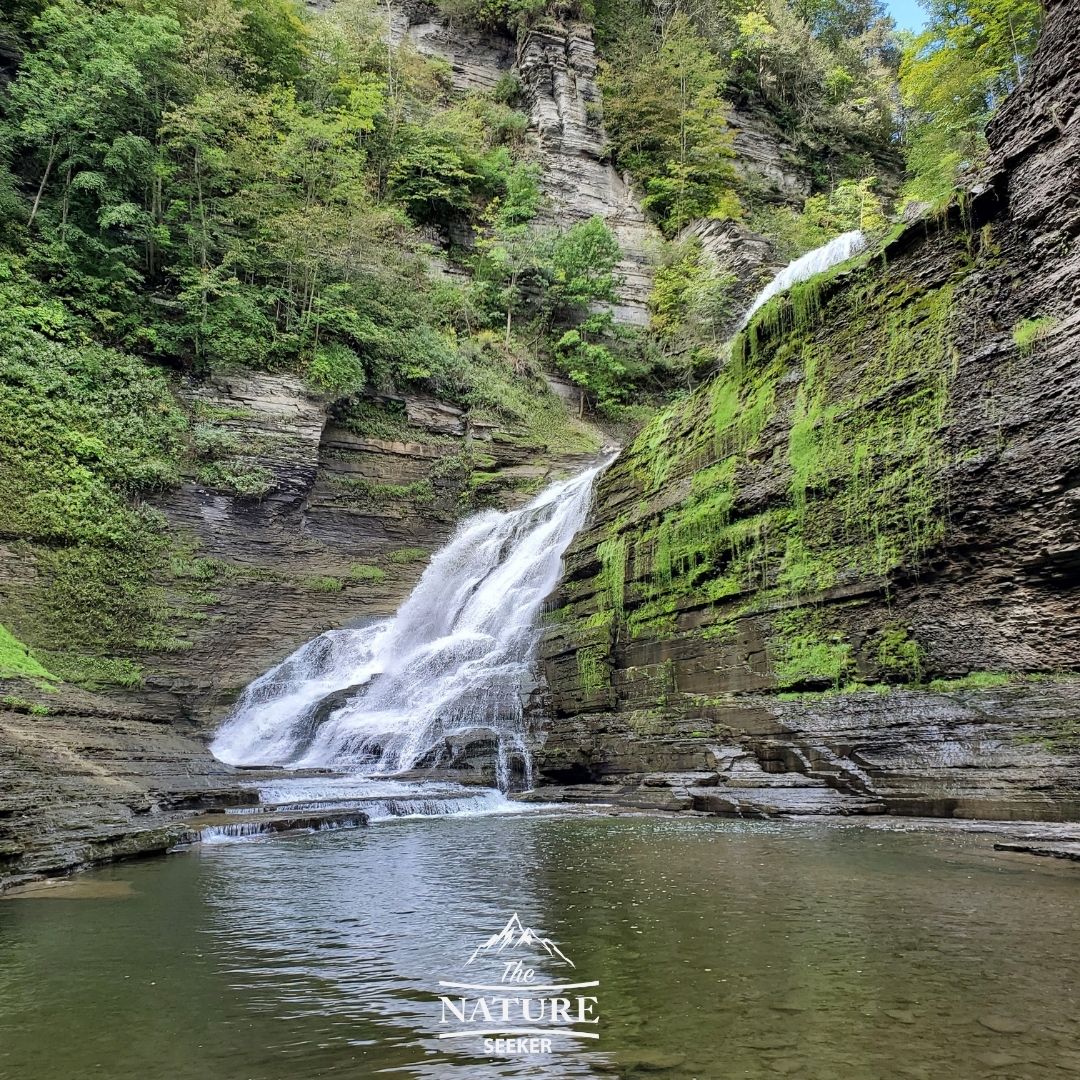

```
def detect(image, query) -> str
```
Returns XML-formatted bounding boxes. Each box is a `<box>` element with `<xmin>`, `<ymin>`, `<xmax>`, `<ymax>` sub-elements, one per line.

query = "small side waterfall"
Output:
<box><xmin>210</xmin><ymin>460</ymin><xmax>608</xmax><ymax>788</ymax></box>
<box><xmin>740</xmin><ymin>230</ymin><xmax>866</xmax><ymax>327</ymax></box>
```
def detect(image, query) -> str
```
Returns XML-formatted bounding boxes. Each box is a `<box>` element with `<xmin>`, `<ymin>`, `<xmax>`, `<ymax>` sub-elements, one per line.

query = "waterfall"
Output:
<box><xmin>210</xmin><ymin>460</ymin><xmax>608</xmax><ymax>788</ymax></box>
<box><xmin>740</xmin><ymin>230</ymin><xmax>866</xmax><ymax>327</ymax></box>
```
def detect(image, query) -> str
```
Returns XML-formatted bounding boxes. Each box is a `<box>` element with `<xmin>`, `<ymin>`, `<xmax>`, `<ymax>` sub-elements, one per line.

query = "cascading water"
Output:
<box><xmin>210</xmin><ymin>460</ymin><xmax>609</xmax><ymax>791</ymax></box>
<box><xmin>740</xmin><ymin>229</ymin><xmax>866</xmax><ymax>327</ymax></box>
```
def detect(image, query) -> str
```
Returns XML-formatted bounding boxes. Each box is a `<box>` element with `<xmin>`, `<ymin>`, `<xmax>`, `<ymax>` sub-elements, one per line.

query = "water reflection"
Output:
<box><xmin>199</xmin><ymin>812</ymin><xmax>610</xmax><ymax>1077</ymax></box>
<box><xmin>2</xmin><ymin>814</ymin><xmax>1079</xmax><ymax>1080</ymax></box>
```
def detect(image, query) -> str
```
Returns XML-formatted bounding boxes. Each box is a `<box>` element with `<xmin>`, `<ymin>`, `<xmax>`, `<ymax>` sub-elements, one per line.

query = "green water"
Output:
<box><xmin>1</xmin><ymin>813</ymin><xmax>1078</xmax><ymax>1079</ymax></box>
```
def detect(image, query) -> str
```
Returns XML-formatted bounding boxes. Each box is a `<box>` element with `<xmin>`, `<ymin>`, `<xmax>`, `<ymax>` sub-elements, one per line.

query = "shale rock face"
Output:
<box><xmin>0</xmin><ymin>370</ymin><xmax>599</xmax><ymax>883</ymax></box>
<box><xmin>392</xmin><ymin>4</ymin><xmax>657</xmax><ymax>325</ymax></box>
<box><xmin>677</xmin><ymin>217</ymin><xmax>781</xmax><ymax>333</ymax></box>
<box><xmin>141</xmin><ymin>374</ymin><xmax>598</xmax><ymax>724</ymax></box>
<box><xmin>516</xmin><ymin>25</ymin><xmax>655</xmax><ymax>326</ymax></box>
<box><xmin>538</xmin><ymin>0</ymin><xmax>1080</xmax><ymax>821</ymax></box>
<box><xmin>0</xmin><ymin>680</ymin><xmax>246</xmax><ymax>886</ymax></box>
<box><xmin>727</xmin><ymin>105</ymin><xmax>813</xmax><ymax>205</ymax></box>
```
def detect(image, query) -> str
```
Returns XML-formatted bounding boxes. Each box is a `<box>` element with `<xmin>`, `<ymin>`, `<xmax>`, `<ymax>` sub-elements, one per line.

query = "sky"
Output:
<box><xmin>884</xmin><ymin>0</ymin><xmax>928</xmax><ymax>33</ymax></box>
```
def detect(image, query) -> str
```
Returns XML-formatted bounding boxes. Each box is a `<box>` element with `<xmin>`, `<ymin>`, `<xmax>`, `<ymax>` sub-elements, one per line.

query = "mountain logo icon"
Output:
<box><xmin>465</xmin><ymin>913</ymin><xmax>575</xmax><ymax>968</ymax></box>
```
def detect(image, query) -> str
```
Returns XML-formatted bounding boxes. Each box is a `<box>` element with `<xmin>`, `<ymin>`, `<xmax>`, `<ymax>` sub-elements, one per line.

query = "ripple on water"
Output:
<box><xmin>0</xmin><ymin>815</ymin><xmax>1078</xmax><ymax>1080</ymax></box>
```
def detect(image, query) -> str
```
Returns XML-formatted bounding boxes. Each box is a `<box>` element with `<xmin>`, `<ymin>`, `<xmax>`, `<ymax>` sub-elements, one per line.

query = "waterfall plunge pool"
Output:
<box><xmin>2</xmin><ymin>811</ymin><xmax>1079</xmax><ymax>1080</ymax></box>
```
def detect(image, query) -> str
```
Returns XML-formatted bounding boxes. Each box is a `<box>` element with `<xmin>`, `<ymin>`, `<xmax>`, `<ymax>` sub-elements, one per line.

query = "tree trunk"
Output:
<box><xmin>29</xmin><ymin>140</ymin><xmax>58</xmax><ymax>226</ymax></box>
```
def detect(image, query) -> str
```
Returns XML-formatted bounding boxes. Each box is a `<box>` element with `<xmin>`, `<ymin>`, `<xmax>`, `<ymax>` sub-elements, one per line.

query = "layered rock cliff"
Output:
<box><xmin>3</xmin><ymin>0</ymin><xmax>1078</xmax><ymax>890</ymax></box>
<box><xmin>537</xmin><ymin>0</ymin><xmax>1080</xmax><ymax>821</ymax></box>
<box><xmin>0</xmin><ymin>372</ymin><xmax>601</xmax><ymax>883</ymax></box>
<box><xmin>393</xmin><ymin>3</ymin><xmax>657</xmax><ymax>323</ymax></box>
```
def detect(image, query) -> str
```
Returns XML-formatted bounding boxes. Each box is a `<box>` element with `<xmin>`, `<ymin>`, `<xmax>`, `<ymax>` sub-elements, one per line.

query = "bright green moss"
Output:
<box><xmin>388</xmin><ymin>547</ymin><xmax>428</xmax><ymax>564</ymax></box>
<box><xmin>568</xmin><ymin>235</ymin><xmax>968</xmax><ymax>695</ymax></box>
<box><xmin>303</xmin><ymin>575</ymin><xmax>344</xmax><ymax>593</ymax></box>
<box><xmin>1012</xmin><ymin>315</ymin><xmax>1058</xmax><ymax>356</ymax></box>
<box><xmin>1</xmin><ymin>695</ymin><xmax>51</xmax><ymax>715</ymax></box>
<box><xmin>577</xmin><ymin>646</ymin><xmax>607</xmax><ymax>696</ymax></box>
<box><xmin>596</xmin><ymin>532</ymin><xmax>628</xmax><ymax>618</ymax></box>
<box><xmin>875</xmin><ymin>622</ymin><xmax>925</xmax><ymax>682</ymax></box>
<box><xmin>0</xmin><ymin>623</ymin><xmax>55</xmax><ymax>681</ymax></box>
<box><xmin>45</xmin><ymin>654</ymin><xmax>144</xmax><ymax>690</ymax></box>
<box><xmin>196</xmin><ymin>461</ymin><xmax>274</xmax><ymax>499</ymax></box>
<box><xmin>347</xmin><ymin>564</ymin><xmax>387</xmax><ymax>583</ymax></box>
<box><xmin>334</xmin><ymin>476</ymin><xmax>434</xmax><ymax>504</ymax></box>
<box><xmin>770</xmin><ymin>607</ymin><xmax>852</xmax><ymax>690</ymax></box>
<box><xmin>925</xmin><ymin>672</ymin><xmax>1014</xmax><ymax>691</ymax></box>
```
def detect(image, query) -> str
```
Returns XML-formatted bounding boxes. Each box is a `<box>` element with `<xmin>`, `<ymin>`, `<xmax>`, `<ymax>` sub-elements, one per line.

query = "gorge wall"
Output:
<box><xmin>394</xmin><ymin>2</ymin><xmax>657</xmax><ymax>324</ymax></box>
<box><xmin>0</xmin><ymin>374</ymin><xmax>601</xmax><ymax>882</ymax></box>
<box><xmin>538</xmin><ymin>0</ymin><xmax>1080</xmax><ymax>822</ymax></box>
<box><xmin>3</xmin><ymin>0</ymin><xmax>1079</xmax><ymax>888</ymax></box>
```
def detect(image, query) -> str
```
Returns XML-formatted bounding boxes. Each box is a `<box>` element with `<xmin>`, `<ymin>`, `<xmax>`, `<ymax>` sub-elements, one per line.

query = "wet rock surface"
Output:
<box><xmin>537</xmin><ymin>0</ymin><xmax>1080</xmax><ymax>821</ymax></box>
<box><xmin>129</xmin><ymin>373</ymin><xmax>597</xmax><ymax>727</ymax></box>
<box><xmin>0</xmin><ymin>371</ymin><xmax>598</xmax><ymax>884</ymax></box>
<box><xmin>0</xmin><ymin>680</ymin><xmax>248</xmax><ymax>887</ymax></box>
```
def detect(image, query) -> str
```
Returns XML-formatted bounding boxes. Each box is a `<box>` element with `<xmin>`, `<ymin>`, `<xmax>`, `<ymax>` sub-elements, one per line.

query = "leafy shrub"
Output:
<box><xmin>196</xmin><ymin>461</ymin><xmax>274</xmax><ymax>498</ymax></box>
<box><xmin>306</xmin><ymin>342</ymin><xmax>366</xmax><ymax>396</ymax></box>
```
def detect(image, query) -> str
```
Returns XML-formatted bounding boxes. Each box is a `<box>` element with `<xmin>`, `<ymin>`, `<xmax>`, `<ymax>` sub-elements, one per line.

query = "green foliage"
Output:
<box><xmin>47</xmin><ymin>654</ymin><xmax>144</xmax><ymax>689</ymax></box>
<box><xmin>596</xmin><ymin>0</ymin><xmax>898</xmax><ymax>219</ymax></box>
<box><xmin>899</xmin><ymin>0</ymin><xmax>1042</xmax><ymax>203</ymax></box>
<box><xmin>577</xmin><ymin>645</ymin><xmax>608</xmax><ymax>696</ymax></box>
<box><xmin>196</xmin><ymin>461</ymin><xmax>274</xmax><ymax>498</ymax></box>
<box><xmin>334</xmin><ymin>476</ymin><xmax>435</xmax><ymax>504</ymax></box>
<box><xmin>469</xmin><ymin>162</ymin><xmax>544</xmax><ymax>342</ymax></box>
<box><xmin>306</xmin><ymin>343</ymin><xmax>366</xmax><ymax>396</ymax></box>
<box><xmin>388</xmin><ymin>546</ymin><xmax>428</xmax><ymax>564</ymax></box>
<box><xmin>0</xmin><ymin>326</ymin><xmax>186</xmax><ymax>546</ymax></box>
<box><xmin>0</xmin><ymin>318</ymin><xmax>194</xmax><ymax>688</ymax></box>
<box><xmin>925</xmin><ymin>671</ymin><xmax>1013</xmax><ymax>692</ymax></box>
<box><xmin>0</xmin><ymin>0</ymin><xmax>550</xmax><ymax>399</ymax></box>
<box><xmin>875</xmin><ymin>622</ymin><xmax>924</xmax><ymax>682</ymax></box>
<box><xmin>1</xmin><ymin>695</ymin><xmax>52</xmax><ymax>716</ymax></box>
<box><xmin>432</xmin><ymin>336</ymin><xmax>601</xmax><ymax>452</ymax></box>
<box><xmin>544</xmin><ymin>217</ymin><xmax>621</xmax><ymax>316</ymax></box>
<box><xmin>771</xmin><ymin>607</ymin><xmax>852</xmax><ymax>689</ymax></box>
<box><xmin>752</xmin><ymin>178</ymin><xmax>887</xmax><ymax>261</ymax></box>
<box><xmin>596</xmin><ymin>534</ymin><xmax>628</xmax><ymax>617</ymax></box>
<box><xmin>347</xmin><ymin>563</ymin><xmax>387</xmax><ymax>583</ymax></box>
<box><xmin>0</xmin><ymin>624</ymin><xmax>55</xmax><ymax>681</ymax></box>
<box><xmin>1012</xmin><ymin>315</ymin><xmax>1058</xmax><ymax>356</ymax></box>
<box><xmin>433</xmin><ymin>0</ymin><xmax>547</xmax><ymax>33</ymax></box>
<box><xmin>599</xmin><ymin>13</ymin><xmax>740</xmax><ymax>235</ymax></box>
<box><xmin>303</xmin><ymin>575</ymin><xmax>344</xmax><ymax>593</ymax></box>
<box><xmin>649</xmin><ymin>238</ymin><xmax>737</xmax><ymax>374</ymax></box>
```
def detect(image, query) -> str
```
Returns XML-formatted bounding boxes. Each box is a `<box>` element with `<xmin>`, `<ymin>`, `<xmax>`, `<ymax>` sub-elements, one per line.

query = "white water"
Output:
<box><xmin>195</xmin><ymin>780</ymin><xmax>547</xmax><ymax>844</ymax></box>
<box><xmin>235</xmin><ymin>776</ymin><xmax>545</xmax><ymax>821</ymax></box>
<box><xmin>210</xmin><ymin>461</ymin><xmax>607</xmax><ymax>788</ymax></box>
<box><xmin>740</xmin><ymin>229</ymin><xmax>866</xmax><ymax>327</ymax></box>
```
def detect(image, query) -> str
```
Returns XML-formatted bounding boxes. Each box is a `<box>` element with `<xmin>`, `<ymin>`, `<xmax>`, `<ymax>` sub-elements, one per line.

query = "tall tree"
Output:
<box><xmin>899</xmin><ymin>0</ymin><xmax>1042</xmax><ymax>202</ymax></box>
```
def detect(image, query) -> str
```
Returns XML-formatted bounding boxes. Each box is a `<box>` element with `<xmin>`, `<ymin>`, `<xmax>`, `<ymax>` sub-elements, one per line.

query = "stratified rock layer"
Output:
<box><xmin>538</xmin><ymin>0</ymin><xmax>1080</xmax><ymax>821</ymax></box>
<box><xmin>392</xmin><ymin>3</ymin><xmax>658</xmax><ymax>324</ymax></box>
<box><xmin>0</xmin><ymin>371</ymin><xmax>600</xmax><ymax>883</ymax></box>
<box><xmin>516</xmin><ymin>24</ymin><xmax>655</xmax><ymax>325</ymax></box>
